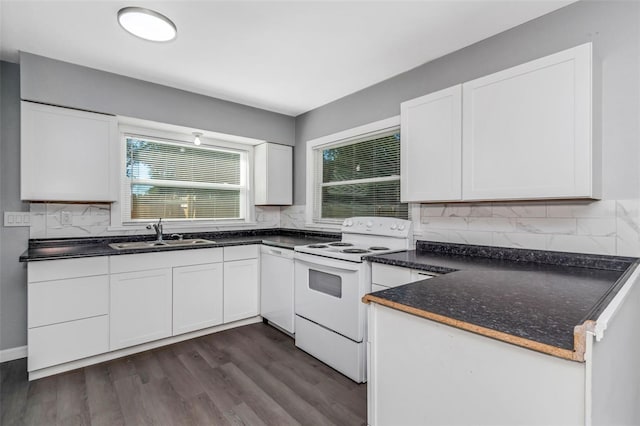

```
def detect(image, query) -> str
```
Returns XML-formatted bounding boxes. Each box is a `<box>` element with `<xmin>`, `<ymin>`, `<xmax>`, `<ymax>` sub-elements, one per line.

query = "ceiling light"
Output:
<box><xmin>193</xmin><ymin>132</ymin><xmax>202</xmax><ymax>146</ymax></box>
<box><xmin>117</xmin><ymin>7</ymin><xmax>177</xmax><ymax>42</ymax></box>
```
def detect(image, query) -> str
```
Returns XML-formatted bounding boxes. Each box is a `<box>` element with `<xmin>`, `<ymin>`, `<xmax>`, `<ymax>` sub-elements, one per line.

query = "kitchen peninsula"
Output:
<box><xmin>364</xmin><ymin>241</ymin><xmax>640</xmax><ymax>426</ymax></box>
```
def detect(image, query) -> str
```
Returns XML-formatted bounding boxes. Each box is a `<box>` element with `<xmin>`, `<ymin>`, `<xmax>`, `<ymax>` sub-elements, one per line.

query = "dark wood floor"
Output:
<box><xmin>1</xmin><ymin>323</ymin><xmax>367</xmax><ymax>425</ymax></box>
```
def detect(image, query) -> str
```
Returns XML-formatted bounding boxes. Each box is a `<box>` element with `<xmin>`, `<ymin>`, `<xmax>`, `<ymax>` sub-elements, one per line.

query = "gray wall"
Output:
<box><xmin>294</xmin><ymin>0</ymin><xmax>640</xmax><ymax>204</ymax></box>
<box><xmin>1</xmin><ymin>53</ymin><xmax>297</xmax><ymax>352</ymax></box>
<box><xmin>20</xmin><ymin>53</ymin><xmax>296</xmax><ymax>146</ymax></box>
<box><xmin>0</xmin><ymin>61</ymin><xmax>29</xmax><ymax>351</ymax></box>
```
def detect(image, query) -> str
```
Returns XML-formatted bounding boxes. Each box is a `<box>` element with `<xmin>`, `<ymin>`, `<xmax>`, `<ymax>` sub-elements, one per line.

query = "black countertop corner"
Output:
<box><xmin>365</xmin><ymin>240</ymin><xmax>638</xmax><ymax>356</ymax></box>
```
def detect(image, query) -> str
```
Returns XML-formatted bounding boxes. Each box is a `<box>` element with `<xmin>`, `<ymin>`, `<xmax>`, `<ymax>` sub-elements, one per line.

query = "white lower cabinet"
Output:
<box><xmin>27</xmin><ymin>257</ymin><xmax>110</xmax><ymax>371</ymax></box>
<box><xmin>173</xmin><ymin>263</ymin><xmax>224</xmax><ymax>335</ymax></box>
<box><xmin>26</xmin><ymin>245</ymin><xmax>261</xmax><ymax>378</ymax></box>
<box><xmin>109</xmin><ymin>268</ymin><xmax>173</xmax><ymax>350</ymax></box>
<box><xmin>28</xmin><ymin>316</ymin><xmax>109</xmax><ymax>372</ymax></box>
<box><xmin>224</xmin><ymin>259</ymin><xmax>260</xmax><ymax>323</ymax></box>
<box><xmin>224</xmin><ymin>245</ymin><xmax>260</xmax><ymax>323</ymax></box>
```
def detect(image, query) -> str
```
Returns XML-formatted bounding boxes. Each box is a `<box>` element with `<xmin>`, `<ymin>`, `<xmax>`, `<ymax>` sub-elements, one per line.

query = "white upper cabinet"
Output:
<box><xmin>21</xmin><ymin>101</ymin><xmax>118</xmax><ymax>202</ymax></box>
<box><xmin>400</xmin><ymin>43</ymin><xmax>597</xmax><ymax>203</ymax></box>
<box><xmin>401</xmin><ymin>85</ymin><xmax>462</xmax><ymax>202</ymax></box>
<box><xmin>462</xmin><ymin>43</ymin><xmax>597</xmax><ymax>201</ymax></box>
<box><xmin>254</xmin><ymin>142</ymin><xmax>292</xmax><ymax>205</ymax></box>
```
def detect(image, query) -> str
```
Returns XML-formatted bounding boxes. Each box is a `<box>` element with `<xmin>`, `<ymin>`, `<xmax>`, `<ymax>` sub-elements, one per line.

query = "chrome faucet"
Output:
<box><xmin>146</xmin><ymin>218</ymin><xmax>163</xmax><ymax>243</ymax></box>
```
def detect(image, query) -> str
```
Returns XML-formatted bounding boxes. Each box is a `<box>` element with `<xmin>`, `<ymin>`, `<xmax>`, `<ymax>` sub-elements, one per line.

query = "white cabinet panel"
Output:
<box><xmin>110</xmin><ymin>248</ymin><xmax>223</xmax><ymax>273</ymax></box>
<box><xmin>368</xmin><ymin>304</ymin><xmax>584</xmax><ymax>425</ymax></box>
<box><xmin>462</xmin><ymin>43</ymin><xmax>596</xmax><ymax>201</ymax></box>
<box><xmin>28</xmin><ymin>256</ymin><xmax>109</xmax><ymax>282</ymax></box>
<box><xmin>254</xmin><ymin>143</ymin><xmax>293</xmax><ymax>205</ymax></box>
<box><xmin>223</xmin><ymin>244</ymin><xmax>259</xmax><ymax>262</ymax></box>
<box><xmin>20</xmin><ymin>101</ymin><xmax>118</xmax><ymax>201</ymax></box>
<box><xmin>28</xmin><ymin>315</ymin><xmax>109</xmax><ymax>371</ymax></box>
<box><xmin>371</xmin><ymin>284</ymin><xmax>388</xmax><ymax>293</ymax></box>
<box><xmin>110</xmin><ymin>268</ymin><xmax>172</xmax><ymax>350</ymax></box>
<box><xmin>224</xmin><ymin>258</ymin><xmax>259</xmax><ymax>323</ymax></box>
<box><xmin>28</xmin><ymin>275</ymin><xmax>108</xmax><ymax>328</ymax></box>
<box><xmin>173</xmin><ymin>263</ymin><xmax>224</xmax><ymax>335</ymax></box>
<box><xmin>401</xmin><ymin>85</ymin><xmax>462</xmax><ymax>202</ymax></box>
<box><xmin>372</xmin><ymin>263</ymin><xmax>412</xmax><ymax>287</ymax></box>
<box><xmin>260</xmin><ymin>246</ymin><xmax>294</xmax><ymax>333</ymax></box>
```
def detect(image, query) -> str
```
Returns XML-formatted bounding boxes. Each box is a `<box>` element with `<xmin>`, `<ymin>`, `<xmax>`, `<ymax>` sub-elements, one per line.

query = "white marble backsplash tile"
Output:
<box><xmin>418</xmin><ymin>199</ymin><xmax>640</xmax><ymax>256</ymax></box>
<box><xmin>280</xmin><ymin>205</ymin><xmax>306</xmax><ymax>229</ymax></box>
<box><xmin>30</xmin><ymin>203</ymin><xmax>282</xmax><ymax>238</ymax></box>
<box><xmin>28</xmin><ymin>199</ymin><xmax>640</xmax><ymax>257</ymax></box>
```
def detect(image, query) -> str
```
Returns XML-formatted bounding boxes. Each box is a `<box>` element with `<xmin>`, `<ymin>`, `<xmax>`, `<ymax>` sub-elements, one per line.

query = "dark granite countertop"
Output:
<box><xmin>364</xmin><ymin>241</ymin><xmax>638</xmax><ymax>361</ymax></box>
<box><xmin>20</xmin><ymin>229</ymin><xmax>339</xmax><ymax>262</ymax></box>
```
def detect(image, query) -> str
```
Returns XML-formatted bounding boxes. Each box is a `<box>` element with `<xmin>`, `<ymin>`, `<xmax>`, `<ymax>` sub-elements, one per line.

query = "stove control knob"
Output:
<box><xmin>366</xmin><ymin>220</ymin><xmax>373</xmax><ymax>228</ymax></box>
<box><xmin>398</xmin><ymin>224</ymin><xmax>406</xmax><ymax>231</ymax></box>
<box><xmin>390</xmin><ymin>223</ymin><xmax>398</xmax><ymax>230</ymax></box>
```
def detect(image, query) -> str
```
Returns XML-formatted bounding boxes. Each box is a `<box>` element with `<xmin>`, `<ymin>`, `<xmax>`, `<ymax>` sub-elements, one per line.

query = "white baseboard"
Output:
<box><xmin>0</xmin><ymin>345</ymin><xmax>27</xmax><ymax>362</ymax></box>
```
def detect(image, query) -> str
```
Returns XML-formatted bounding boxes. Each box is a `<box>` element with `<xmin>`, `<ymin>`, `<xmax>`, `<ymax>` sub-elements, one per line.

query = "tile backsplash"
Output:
<box><xmin>281</xmin><ymin>200</ymin><xmax>640</xmax><ymax>257</ymax></box>
<box><xmin>29</xmin><ymin>203</ymin><xmax>281</xmax><ymax>239</ymax></box>
<box><xmin>419</xmin><ymin>199</ymin><xmax>640</xmax><ymax>257</ymax></box>
<box><xmin>28</xmin><ymin>200</ymin><xmax>640</xmax><ymax>257</ymax></box>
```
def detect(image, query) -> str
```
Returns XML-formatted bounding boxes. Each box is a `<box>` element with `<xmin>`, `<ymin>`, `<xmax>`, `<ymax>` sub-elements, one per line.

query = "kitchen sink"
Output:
<box><xmin>109</xmin><ymin>239</ymin><xmax>216</xmax><ymax>250</ymax></box>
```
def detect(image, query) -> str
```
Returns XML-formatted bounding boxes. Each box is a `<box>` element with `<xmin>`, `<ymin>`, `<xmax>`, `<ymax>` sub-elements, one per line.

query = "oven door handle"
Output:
<box><xmin>294</xmin><ymin>254</ymin><xmax>361</xmax><ymax>273</ymax></box>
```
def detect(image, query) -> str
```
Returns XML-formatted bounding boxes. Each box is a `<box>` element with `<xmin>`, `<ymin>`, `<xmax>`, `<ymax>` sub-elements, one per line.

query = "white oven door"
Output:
<box><xmin>294</xmin><ymin>252</ymin><xmax>366</xmax><ymax>342</ymax></box>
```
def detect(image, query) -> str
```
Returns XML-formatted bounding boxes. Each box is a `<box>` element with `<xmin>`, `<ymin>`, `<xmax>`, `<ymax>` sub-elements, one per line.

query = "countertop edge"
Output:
<box><xmin>362</xmin><ymin>294</ymin><xmax>589</xmax><ymax>362</ymax></box>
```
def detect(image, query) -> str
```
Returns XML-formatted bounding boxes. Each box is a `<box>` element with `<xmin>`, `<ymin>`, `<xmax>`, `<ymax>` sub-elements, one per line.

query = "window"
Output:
<box><xmin>308</xmin><ymin>121</ymin><xmax>408</xmax><ymax>225</ymax></box>
<box><xmin>122</xmin><ymin>135</ymin><xmax>248</xmax><ymax>222</ymax></box>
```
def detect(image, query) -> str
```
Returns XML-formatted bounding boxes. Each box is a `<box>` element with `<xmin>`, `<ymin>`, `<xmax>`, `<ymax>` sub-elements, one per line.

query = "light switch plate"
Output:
<box><xmin>4</xmin><ymin>212</ymin><xmax>30</xmax><ymax>227</ymax></box>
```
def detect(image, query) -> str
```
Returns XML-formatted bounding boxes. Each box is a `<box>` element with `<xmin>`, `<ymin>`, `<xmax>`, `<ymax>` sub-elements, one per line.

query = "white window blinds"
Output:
<box><xmin>123</xmin><ymin>136</ymin><xmax>247</xmax><ymax>221</ymax></box>
<box><xmin>311</xmin><ymin>128</ymin><xmax>408</xmax><ymax>223</ymax></box>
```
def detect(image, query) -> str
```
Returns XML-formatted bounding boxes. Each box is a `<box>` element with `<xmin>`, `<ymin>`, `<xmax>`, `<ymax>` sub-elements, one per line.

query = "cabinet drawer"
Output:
<box><xmin>28</xmin><ymin>275</ymin><xmax>108</xmax><ymax>328</ymax></box>
<box><xmin>224</xmin><ymin>244</ymin><xmax>259</xmax><ymax>261</ymax></box>
<box><xmin>110</xmin><ymin>247</ymin><xmax>222</xmax><ymax>273</ymax></box>
<box><xmin>28</xmin><ymin>315</ymin><xmax>109</xmax><ymax>371</ymax></box>
<box><xmin>28</xmin><ymin>256</ymin><xmax>109</xmax><ymax>282</ymax></box>
<box><xmin>372</xmin><ymin>263</ymin><xmax>412</xmax><ymax>287</ymax></box>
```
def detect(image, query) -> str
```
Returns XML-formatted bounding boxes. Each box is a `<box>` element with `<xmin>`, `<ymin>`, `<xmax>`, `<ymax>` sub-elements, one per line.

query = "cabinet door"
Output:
<box><xmin>110</xmin><ymin>268</ymin><xmax>172</xmax><ymax>350</ymax></box>
<box><xmin>173</xmin><ymin>263</ymin><xmax>224</xmax><ymax>335</ymax></box>
<box><xmin>224</xmin><ymin>258</ymin><xmax>259</xmax><ymax>323</ymax></box>
<box><xmin>401</xmin><ymin>85</ymin><xmax>462</xmax><ymax>202</ymax></box>
<box><xmin>255</xmin><ymin>143</ymin><xmax>293</xmax><ymax>205</ymax></box>
<box><xmin>21</xmin><ymin>101</ymin><xmax>118</xmax><ymax>201</ymax></box>
<box><xmin>462</xmin><ymin>43</ymin><xmax>595</xmax><ymax>201</ymax></box>
<box><xmin>260</xmin><ymin>247</ymin><xmax>294</xmax><ymax>333</ymax></box>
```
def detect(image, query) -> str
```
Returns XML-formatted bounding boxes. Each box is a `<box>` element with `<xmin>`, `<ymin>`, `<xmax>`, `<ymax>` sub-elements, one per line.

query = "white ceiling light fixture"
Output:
<box><xmin>193</xmin><ymin>132</ymin><xmax>202</xmax><ymax>146</ymax></box>
<box><xmin>117</xmin><ymin>7</ymin><xmax>177</xmax><ymax>42</ymax></box>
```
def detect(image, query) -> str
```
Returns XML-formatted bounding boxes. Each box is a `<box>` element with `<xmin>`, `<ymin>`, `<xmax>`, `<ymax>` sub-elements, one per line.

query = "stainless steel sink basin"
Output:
<box><xmin>109</xmin><ymin>239</ymin><xmax>216</xmax><ymax>250</ymax></box>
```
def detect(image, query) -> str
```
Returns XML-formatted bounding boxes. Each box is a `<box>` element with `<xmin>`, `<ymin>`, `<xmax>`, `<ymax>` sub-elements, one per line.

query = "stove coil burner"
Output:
<box><xmin>342</xmin><ymin>248</ymin><xmax>370</xmax><ymax>254</ymax></box>
<box><xmin>369</xmin><ymin>246</ymin><xmax>390</xmax><ymax>251</ymax></box>
<box><xmin>328</xmin><ymin>242</ymin><xmax>354</xmax><ymax>247</ymax></box>
<box><xmin>307</xmin><ymin>244</ymin><xmax>328</xmax><ymax>248</ymax></box>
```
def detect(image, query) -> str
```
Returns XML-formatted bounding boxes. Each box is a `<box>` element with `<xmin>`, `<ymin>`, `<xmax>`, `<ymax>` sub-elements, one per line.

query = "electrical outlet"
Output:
<box><xmin>61</xmin><ymin>211</ymin><xmax>73</xmax><ymax>226</ymax></box>
<box><xmin>4</xmin><ymin>212</ymin><xmax>30</xmax><ymax>227</ymax></box>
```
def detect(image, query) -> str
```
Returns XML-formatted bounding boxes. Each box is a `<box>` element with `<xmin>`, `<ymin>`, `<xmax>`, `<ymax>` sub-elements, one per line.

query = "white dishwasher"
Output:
<box><xmin>260</xmin><ymin>245</ymin><xmax>295</xmax><ymax>334</ymax></box>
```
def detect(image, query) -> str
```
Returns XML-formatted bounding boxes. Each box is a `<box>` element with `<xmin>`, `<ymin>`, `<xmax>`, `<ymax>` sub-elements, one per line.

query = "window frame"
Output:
<box><xmin>305</xmin><ymin>115</ymin><xmax>416</xmax><ymax>228</ymax></box>
<box><xmin>113</xmin><ymin>125</ymin><xmax>255</xmax><ymax>228</ymax></box>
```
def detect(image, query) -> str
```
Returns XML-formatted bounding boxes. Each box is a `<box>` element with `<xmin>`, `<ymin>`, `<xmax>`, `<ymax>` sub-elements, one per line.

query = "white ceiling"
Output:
<box><xmin>0</xmin><ymin>0</ymin><xmax>576</xmax><ymax>116</ymax></box>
